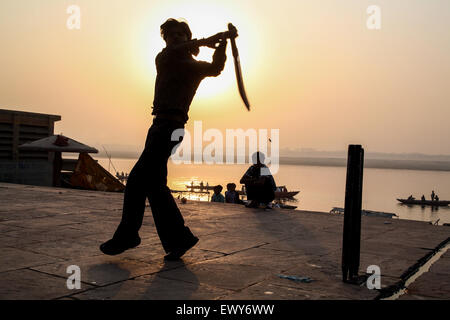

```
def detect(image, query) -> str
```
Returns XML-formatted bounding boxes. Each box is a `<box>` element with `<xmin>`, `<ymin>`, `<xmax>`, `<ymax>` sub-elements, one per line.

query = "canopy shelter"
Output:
<box><xmin>18</xmin><ymin>134</ymin><xmax>98</xmax><ymax>153</ymax></box>
<box><xmin>19</xmin><ymin>135</ymin><xmax>98</xmax><ymax>187</ymax></box>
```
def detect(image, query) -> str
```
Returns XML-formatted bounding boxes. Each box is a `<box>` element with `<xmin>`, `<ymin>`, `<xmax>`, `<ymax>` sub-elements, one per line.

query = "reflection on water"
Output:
<box><xmin>95</xmin><ymin>157</ymin><xmax>450</xmax><ymax>225</ymax></box>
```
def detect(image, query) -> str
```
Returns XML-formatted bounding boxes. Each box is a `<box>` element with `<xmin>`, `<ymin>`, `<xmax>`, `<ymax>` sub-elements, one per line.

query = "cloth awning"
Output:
<box><xmin>19</xmin><ymin>135</ymin><xmax>98</xmax><ymax>153</ymax></box>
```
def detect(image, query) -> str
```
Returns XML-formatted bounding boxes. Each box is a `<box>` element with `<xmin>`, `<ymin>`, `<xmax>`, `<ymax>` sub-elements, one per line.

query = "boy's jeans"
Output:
<box><xmin>113</xmin><ymin>118</ymin><xmax>196</xmax><ymax>253</ymax></box>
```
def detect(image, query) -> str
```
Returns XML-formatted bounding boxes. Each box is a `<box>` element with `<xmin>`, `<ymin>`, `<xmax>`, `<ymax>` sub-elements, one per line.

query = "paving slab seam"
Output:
<box><xmin>4</xmin><ymin>250</ymin><xmax>69</xmax><ymax>263</ymax></box>
<box><xmin>255</xmin><ymin>246</ymin><xmax>333</xmax><ymax>258</ymax></box>
<box><xmin>360</xmin><ymin>228</ymin><xmax>398</xmax><ymax>240</ymax></box>
<box><xmin>53</xmin><ymin>289</ymin><xmax>96</xmax><ymax>300</ymax></box>
<box><xmin>52</xmin><ymin>272</ymin><xmax>157</xmax><ymax>300</ymax></box>
<box><xmin>156</xmin><ymin>268</ymin><xmax>273</xmax><ymax>294</ymax></box>
<box><xmin>235</xmin><ymin>278</ymin><xmax>273</xmax><ymax>293</ymax></box>
<box><xmin>2</xmin><ymin>239</ymin><xmax>81</xmax><ymax>250</ymax></box>
<box><xmin>0</xmin><ymin>267</ymin><xmax>99</xmax><ymax>300</ymax></box>
<box><xmin>198</xmin><ymin>243</ymin><xmax>272</xmax><ymax>259</ymax></box>
<box><xmin>125</xmin><ymin>248</ymin><xmax>228</xmax><ymax>268</ymax></box>
<box><xmin>0</xmin><ymin>223</ymin><xmax>26</xmax><ymax>229</ymax></box>
<box><xmin>375</xmin><ymin>237</ymin><xmax>450</xmax><ymax>300</ymax></box>
<box><xmin>100</xmin><ymin>254</ymin><xmax>227</xmax><ymax>285</ymax></box>
<box><xmin>0</xmin><ymin>266</ymin><xmax>37</xmax><ymax>275</ymax></box>
<box><xmin>217</xmin><ymin>282</ymin><xmax>269</xmax><ymax>299</ymax></box>
<box><xmin>141</xmin><ymin>273</ymin><xmax>211</xmax><ymax>289</ymax></box>
<box><xmin>25</xmin><ymin>267</ymin><xmax>102</xmax><ymax>288</ymax></box>
<box><xmin>4</xmin><ymin>220</ymin><xmax>83</xmax><ymax>229</ymax></box>
<box><xmin>0</xmin><ymin>253</ymin><xmax>69</xmax><ymax>273</ymax></box>
<box><xmin>213</xmin><ymin>271</ymin><xmax>286</xmax><ymax>300</ymax></box>
<box><xmin>63</xmin><ymin>278</ymin><xmax>234</xmax><ymax>301</ymax></box>
<box><xmin>188</xmin><ymin>248</ymin><xmax>230</xmax><ymax>256</ymax></box>
<box><xmin>193</xmin><ymin>231</ymin><xmax>229</xmax><ymax>237</ymax></box>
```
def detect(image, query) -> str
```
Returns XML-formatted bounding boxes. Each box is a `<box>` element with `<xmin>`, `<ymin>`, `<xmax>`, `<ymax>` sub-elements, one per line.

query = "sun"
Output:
<box><xmin>144</xmin><ymin>0</ymin><xmax>256</xmax><ymax>100</ymax></box>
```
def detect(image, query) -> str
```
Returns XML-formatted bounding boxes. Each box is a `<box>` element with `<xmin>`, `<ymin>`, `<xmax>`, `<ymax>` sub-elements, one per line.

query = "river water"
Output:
<box><xmin>96</xmin><ymin>157</ymin><xmax>450</xmax><ymax>225</ymax></box>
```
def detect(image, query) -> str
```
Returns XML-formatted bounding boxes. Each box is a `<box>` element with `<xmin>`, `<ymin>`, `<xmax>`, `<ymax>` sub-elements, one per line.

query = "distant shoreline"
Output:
<box><xmin>94</xmin><ymin>153</ymin><xmax>450</xmax><ymax>172</ymax></box>
<box><xmin>279</xmin><ymin>157</ymin><xmax>450</xmax><ymax>172</ymax></box>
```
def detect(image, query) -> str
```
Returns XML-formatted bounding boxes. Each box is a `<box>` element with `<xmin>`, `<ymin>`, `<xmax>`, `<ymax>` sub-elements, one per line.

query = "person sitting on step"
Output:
<box><xmin>240</xmin><ymin>152</ymin><xmax>276</xmax><ymax>209</ymax></box>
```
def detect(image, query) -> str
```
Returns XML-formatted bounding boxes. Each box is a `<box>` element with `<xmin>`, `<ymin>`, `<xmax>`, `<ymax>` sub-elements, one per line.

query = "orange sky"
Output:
<box><xmin>1</xmin><ymin>0</ymin><xmax>450</xmax><ymax>155</ymax></box>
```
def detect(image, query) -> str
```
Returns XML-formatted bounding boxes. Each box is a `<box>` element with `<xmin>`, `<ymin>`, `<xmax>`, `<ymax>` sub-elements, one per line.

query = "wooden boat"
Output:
<box><xmin>330</xmin><ymin>207</ymin><xmax>398</xmax><ymax>218</ymax></box>
<box><xmin>237</xmin><ymin>185</ymin><xmax>300</xmax><ymax>199</ymax></box>
<box><xmin>397</xmin><ymin>198</ymin><xmax>450</xmax><ymax>206</ymax></box>
<box><xmin>185</xmin><ymin>183</ymin><xmax>216</xmax><ymax>191</ymax></box>
<box><xmin>278</xmin><ymin>204</ymin><xmax>298</xmax><ymax>210</ymax></box>
<box><xmin>275</xmin><ymin>190</ymin><xmax>300</xmax><ymax>199</ymax></box>
<box><xmin>242</xmin><ymin>200</ymin><xmax>298</xmax><ymax>210</ymax></box>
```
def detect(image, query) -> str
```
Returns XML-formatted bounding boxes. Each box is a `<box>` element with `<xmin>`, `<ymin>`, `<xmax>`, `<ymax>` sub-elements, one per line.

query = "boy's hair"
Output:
<box><xmin>214</xmin><ymin>185</ymin><xmax>223</xmax><ymax>193</ymax></box>
<box><xmin>226</xmin><ymin>183</ymin><xmax>236</xmax><ymax>190</ymax></box>
<box><xmin>160</xmin><ymin>18</ymin><xmax>192</xmax><ymax>41</ymax></box>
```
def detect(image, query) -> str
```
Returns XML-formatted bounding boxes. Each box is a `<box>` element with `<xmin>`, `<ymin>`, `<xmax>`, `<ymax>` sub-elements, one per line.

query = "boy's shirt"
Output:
<box><xmin>225</xmin><ymin>190</ymin><xmax>240</xmax><ymax>203</ymax></box>
<box><xmin>152</xmin><ymin>44</ymin><xmax>227</xmax><ymax>123</ymax></box>
<box><xmin>211</xmin><ymin>193</ymin><xmax>225</xmax><ymax>203</ymax></box>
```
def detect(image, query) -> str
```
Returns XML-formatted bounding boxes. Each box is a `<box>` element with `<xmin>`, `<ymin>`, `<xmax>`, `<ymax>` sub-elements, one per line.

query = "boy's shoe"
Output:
<box><xmin>263</xmin><ymin>203</ymin><xmax>273</xmax><ymax>209</ymax></box>
<box><xmin>245</xmin><ymin>200</ymin><xmax>258</xmax><ymax>208</ymax></box>
<box><xmin>100</xmin><ymin>236</ymin><xmax>141</xmax><ymax>255</ymax></box>
<box><xmin>164</xmin><ymin>236</ymin><xmax>199</xmax><ymax>261</ymax></box>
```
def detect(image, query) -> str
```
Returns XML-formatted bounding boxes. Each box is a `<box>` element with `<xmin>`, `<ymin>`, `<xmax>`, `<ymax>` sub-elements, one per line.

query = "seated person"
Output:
<box><xmin>211</xmin><ymin>185</ymin><xmax>225</xmax><ymax>203</ymax></box>
<box><xmin>240</xmin><ymin>152</ymin><xmax>276</xmax><ymax>208</ymax></box>
<box><xmin>421</xmin><ymin>195</ymin><xmax>426</xmax><ymax>201</ymax></box>
<box><xmin>225</xmin><ymin>183</ymin><xmax>243</xmax><ymax>204</ymax></box>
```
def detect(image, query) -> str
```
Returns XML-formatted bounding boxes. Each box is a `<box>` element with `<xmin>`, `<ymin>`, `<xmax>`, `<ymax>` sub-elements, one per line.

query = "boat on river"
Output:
<box><xmin>397</xmin><ymin>198</ymin><xmax>450</xmax><ymax>206</ymax></box>
<box><xmin>237</xmin><ymin>185</ymin><xmax>300</xmax><ymax>199</ymax></box>
<box><xmin>185</xmin><ymin>182</ymin><xmax>215</xmax><ymax>191</ymax></box>
<box><xmin>330</xmin><ymin>207</ymin><xmax>398</xmax><ymax>218</ymax></box>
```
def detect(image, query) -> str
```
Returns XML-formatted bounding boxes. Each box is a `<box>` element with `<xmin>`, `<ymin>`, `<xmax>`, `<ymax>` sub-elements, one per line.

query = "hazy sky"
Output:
<box><xmin>1</xmin><ymin>0</ymin><xmax>449</xmax><ymax>155</ymax></box>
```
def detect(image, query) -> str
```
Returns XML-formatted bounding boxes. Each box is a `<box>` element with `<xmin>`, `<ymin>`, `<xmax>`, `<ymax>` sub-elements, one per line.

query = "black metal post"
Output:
<box><xmin>342</xmin><ymin>145</ymin><xmax>364</xmax><ymax>282</ymax></box>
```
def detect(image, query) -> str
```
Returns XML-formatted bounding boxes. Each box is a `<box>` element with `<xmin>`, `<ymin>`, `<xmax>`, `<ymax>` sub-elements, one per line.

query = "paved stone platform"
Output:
<box><xmin>0</xmin><ymin>182</ymin><xmax>449</xmax><ymax>300</ymax></box>
<box><xmin>399</xmin><ymin>251</ymin><xmax>450</xmax><ymax>300</ymax></box>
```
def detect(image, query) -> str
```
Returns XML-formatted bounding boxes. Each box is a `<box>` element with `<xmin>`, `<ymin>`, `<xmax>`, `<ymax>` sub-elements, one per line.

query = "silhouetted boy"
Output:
<box><xmin>211</xmin><ymin>185</ymin><xmax>225</xmax><ymax>203</ymax></box>
<box><xmin>225</xmin><ymin>183</ymin><xmax>243</xmax><ymax>204</ymax></box>
<box><xmin>100</xmin><ymin>18</ymin><xmax>228</xmax><ymax>260</ymax></box>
